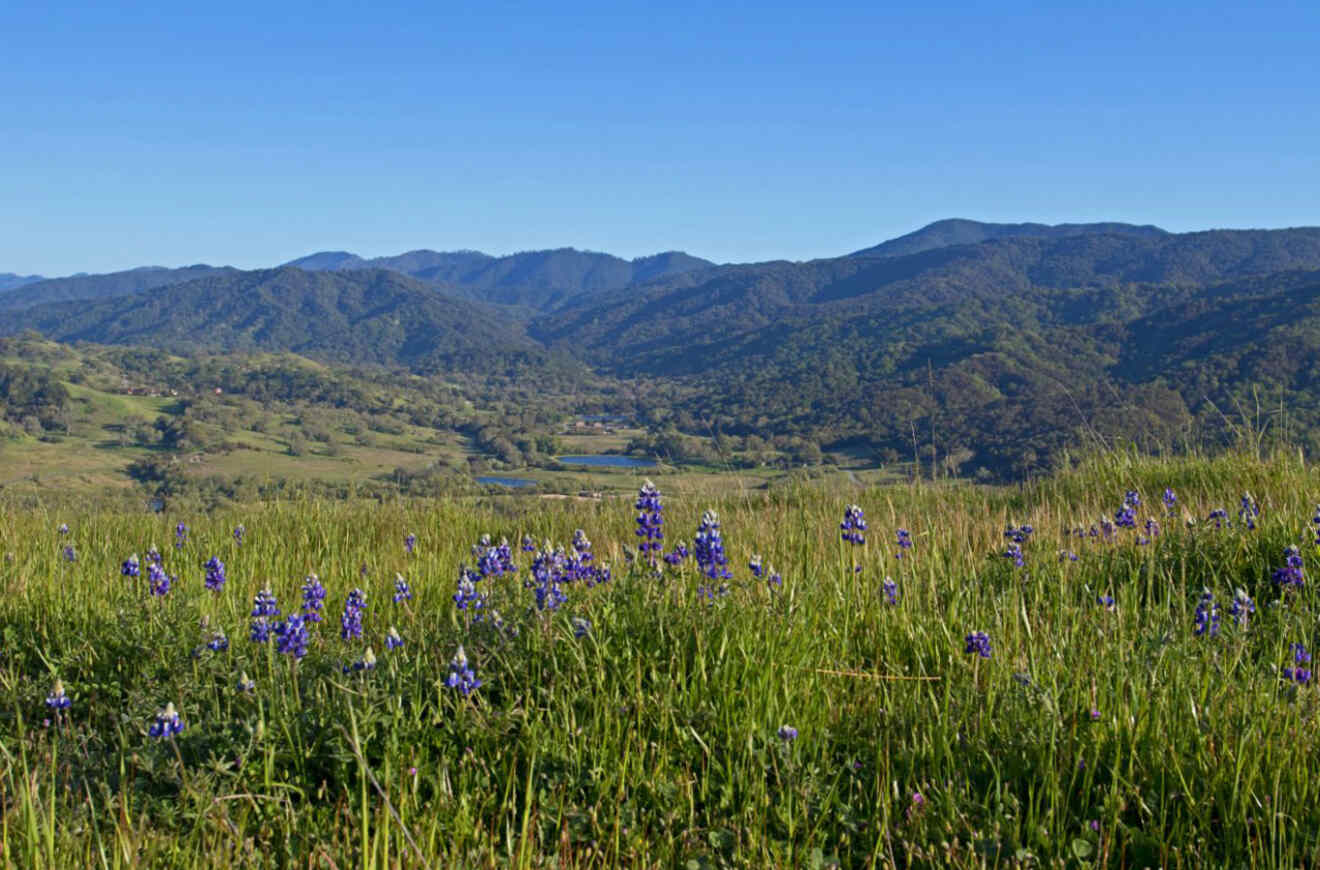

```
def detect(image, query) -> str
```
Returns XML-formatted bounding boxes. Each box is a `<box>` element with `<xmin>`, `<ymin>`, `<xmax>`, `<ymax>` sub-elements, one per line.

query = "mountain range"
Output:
<box><xmin>7</xmin><ymin>219</ymin><xmax>1320</xmax><ymax>476</ymax></box>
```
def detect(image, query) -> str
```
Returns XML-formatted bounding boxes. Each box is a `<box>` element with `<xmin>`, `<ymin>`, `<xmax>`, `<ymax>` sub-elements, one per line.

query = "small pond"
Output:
<box><xmin>477</xmin><ymin>476</ymin><xmax>538</xmax><ymax>488</ymax></box>
<box><xmin>557</xmin><ymin>455</ymin><xmax>656</xmax><ymax>468</ymax></box>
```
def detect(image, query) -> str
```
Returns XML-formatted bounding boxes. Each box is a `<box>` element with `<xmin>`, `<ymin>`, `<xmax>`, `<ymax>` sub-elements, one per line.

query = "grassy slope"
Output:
<box><xmin>2</xmin><ymin>449</ymin><xmax>1320</xmax><ymax>866</ymax></box>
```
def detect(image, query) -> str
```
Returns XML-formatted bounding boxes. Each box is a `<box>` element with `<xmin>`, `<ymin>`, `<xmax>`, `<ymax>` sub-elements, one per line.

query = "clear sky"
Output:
<box><xmin>3</xmin><ymin>0</ymin><xmax>1317</xmax><ymax>276</ymax></box>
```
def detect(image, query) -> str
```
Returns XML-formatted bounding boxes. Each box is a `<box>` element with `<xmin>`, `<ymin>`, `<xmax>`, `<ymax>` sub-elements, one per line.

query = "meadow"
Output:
<box><xmin>4</xmin><ymin>448</ymin><xmax>1320</xmax><ymax>867</ymax></box>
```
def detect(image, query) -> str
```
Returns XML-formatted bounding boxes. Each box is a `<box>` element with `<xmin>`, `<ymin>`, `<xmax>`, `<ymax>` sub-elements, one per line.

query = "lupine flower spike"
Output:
<box><xmin>1162</xmin><ymin>488</ymin><xmax>1177</xmax><ymax>513</ymax></box>
<box><xmin>236</xmin><ymin>672</ymin><xmax>256</xmax><ymax>692</ymax></box>
<box><xmin>634</xmin><ymin>480</ymin><xmax>665</xmax><ymax>565</ymax></box>
<box><xmin>446</xmin><ymin>645</ymin><xmax>481</xmax><ymax>695</ymax></box>
<box><xmin>46</xmin><ymin>679</ymin><xmax>71</xmax><ymax>710</ymax></box>
<box><xmin>204</xmin><ymin>556</ymin><xmax>226</xmax><ymax>591</ymax></box>
<box><xmin>393</xmin><ymin>574</ymin><xmax>412</xmax><ymax>603</ymax></box>
<box><xmin>1229</xmin><ymin>589</ymin><xmax>1255</xmax><ymax>627</ymax></box>
<box><xmin>121</xmin><ymin>554</ymin><xmax>141</xmax><ymax>577</ymax></box>
<box><xmin>1194</xmin><ymin>591</ymin><xmax>1220</xmax><ymax>637</ymax></box>
<box><xmin>777</xmin><ymin>725</ymin><xmax>798</xmax><ymax>741</ymax></box>
<box><xmin>1239</xmin><ymin>493</ymin><xmax>1260</xmax><ymax>530</ymax></box>
<box><xmin>840</xmin><ymin>505</ymin><xmax>867</xmax><ymax>545</ymax></box>
<box><xmin>274</xmin><ymin>614</ymin><xmax>310</xmax><ymax>658</ymax></box>
<box><xmin>345</xmin><ymin>647</ymin><xmax>377</xmax><ymax>673</ymax></box>
<box><xmin>1272</xmin><ymin>547</ymin><xmax>1304</xmax><ymax>588</ymax></box>
<box><xmin>964</xmin><ymin>631</ymin><xmax>992</xmax><ymax>658</ymax></box>
<box><xmin>385</xmin><ymin>626</ymin><xmax>404</xmax><ymax>650</ymax></box>
<box><xmin>174</xmin><ymin>522</ymin><xmax>188</xmax><ymax>548</ymax></box>
<box><xmin>233</xmin><ymin>524</ymin><xmax>245</xmax><ymax>546</ymax></box>
<box><xmin>148</xmin><ymin>703</ymin><xmax>184</xmax><ymax>738</ymax></box>
<box><xmin>882</xmin><ymin>576</ymin><xmax>899</xmax><ymax>605</ymax></box>
<box><xmin>147</xmin><ymin>563</ymin><xmax>172</xmax><ymax>597</ymax></box>
<box><xmin>299</xmin><ymin>574</ymin><xmax>326</xmax><ymax>622</ymax></box>
<box><xmin>895</xmin><ymin>528</ymin><xmax>912</xmax><ymax>558</ymax></box>
<box><xmin>250</xmin><ymin>588</ymin><xmax>280</xmax><ymax>642</ymax></box>
<box><xmin>341</xmin><ymin>588</ymin><xmax>367</xmax><ymax>640</ymax></box>
<box><xmin>1283</xmin><ymin>643</ymin><xmax>1313</xmax><ymax>684</ymax></box>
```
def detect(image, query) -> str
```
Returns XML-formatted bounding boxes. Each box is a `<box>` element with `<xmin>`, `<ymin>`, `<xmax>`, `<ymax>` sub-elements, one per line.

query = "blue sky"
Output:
<box><xmin>3</xmin><ymin>0</ymin><xmax>1317</xmax><ymax>275</ymax></box>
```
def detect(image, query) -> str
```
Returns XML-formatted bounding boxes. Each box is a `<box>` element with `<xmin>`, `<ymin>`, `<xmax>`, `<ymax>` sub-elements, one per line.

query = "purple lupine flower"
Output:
<box><xmin>62</xmin><ymin>545</ymin><xmax>76</xmax><ymax>563</ymax></box>
<box><xmin>1089</xmin><ymin>708</ymin><xmax>1101</xmax><ymax>721</ymax></box>
<box><xmin>233</xmin><ymin>524</ymin><xmax>245</xmax><ymax>546</ymax></box>
<box><xmin>1162</xmin><ymin>488</ymin><xmax>1177</xmax><ymax>513</ymax></box>
<box><xmin>1239</xmin><ymin>493</ymin><xmax>1259</xmax><ymax>530</ymax></box>
<box><xmin>1312</xmin><ymin>505</ymin><xmax>1320</xmax><ymax>547</ymax></box>
<box><xmin>472</xmin><ymin>534</ymin><xmax>516</xmax><ymax>579</ymax></box>
<box><xmin>694</xmin><ymin>510</ymin><xmax>732</xmax><ymax>581</ymax></box>
<box><xmin>147</xmin><ymin>563</ymin><xmax>172</xmax><ymax>597</ymax></box>
<box><xmin>148</xmin><ymin>703</ymin><xmax>184</xmax><ymax>738</ymax></box>
<box><xmin>1003</xmin><ymin>542</ymin><xmax>1025</xmax><ymax>568</ymax></box>
<box><xmin>572</xmin><ymin>617</ymin><xmax>591</xmax><ymax>638</ymax></box>
<box><xmin>768</xmin><ymin>570</ymin><xmax>783</xmax><ymax>590</ymax></box>
<box><xmin>207</xmin><ymin>629</ymin><xmax>229</xmax><ymax>652</ymax></box>
<box><xmin>1194</xmin><ymin>591</ymin><xmax>1220</xmax><ymax>637</ymax></box>
<box><xmin>385</xmin><ymin>626</ymin><xmax>404</xmax><ymax>650</ymax></box>
<box><xmin>777</xmin><ymin>725</ymin><xmax>798</xmax><ymax>741</ymax></box>
<box><xmin>454</xmin><ymin>567</ymin><xmax>487</xmax><ymax>612</ymax></box>
<box><xmin>174</xmin><ymin>522</ymin><xmax>188</xmax><ymax>549</ymax></box>
<box><xmin>1273</xmin><ymin>547</ymin><xmax>1304</xmax><ymax>588</ymax></box>
<box><xmin>1004</xmin><ymin>524</ymin><xmax>1034</xmax><ymax>544</ymax></box>
<box><xmin>1137</xmin><ymin>518</ymin><xmax>1160</xmax><ymax>545</ymax></box>
<box><xmin>663</xmin><ymin>542</ymin><xmax>690</xmax><ymax>566</ymax></box>
<box><xmin>964</xmin><ymin>631</ymin><xmax>992</xmax><ymax>658</ymax></box>
<box><xmin>521</xmin><ymin>534</ymin><xmax>536</xmax><ymax>552</ymax></box>
<box><xmin>45</xmin><ymin>679</ymin><xmax>71</xmax><ymax>710</ymax></box>
<box><xmin>345</xmin><ymin>647</ymin><xmax>378</xmax><ymax>674</ymax></box>
<box><xmin>446</xmin><ymin>645</ymin><xmax>481</xmax><ymax>695</ymax></box>
<box><xmin>527</xmin><ymin>548</ymin><xmax>567</xmax><ymax>612</ymax></box>
<box><xmin>393</xmin><ymin>573</ymin><xmax>413</xmax><ymax>603</ymax></box>
<box><xmin>634</xmin><ymin>479</ymin><xmax>665</xmax><ymax>565</ymax></box>
<box><xmin>1208</xmin><ymin>508</ymin><xmax>1229</xmax><ymax>529</ymax></box>
<box><xmin>121</xmin><ymin>554</ymin><xmax>141</xmax><ymax>577</ymax></box>
<box><xmin>204</xmin><ymin>556</ymin><xmax>226</xmax><ymax>592</ymax></box>
<box><xmin>146</xmin><ymin>545</ymin><xmax>162</xmax><ymax>566</ymax></box>
<box><xmin>1283</xmin><ymin>643</ymin><xmax>1312</xmax><ymax>684</ymax></box>
<box><xmin>1229</xmin><ymin>588</ymin><xmax>1255</xmax><ymax>627</ymax></box>
<box><xmin>840</xmin><ymin>504</ymin><xmax>867</xmax><ymax>545</ymax></box>
<box><xmin>301</xmin><ymin>574</ymin><xmax>326</xmax><ymax>622</ymax></box>
<box><xmin>748</xmin><ymin>554</ymin><xmax>764</xmax><ymax>578</ymax></box>
<box><xmin>274</xmin><ymin>614</ymin><xmax>310</xmax><ymax>658</ymax></box>
<box><xmin>1097</xmin><ymin>594</ymin><xmax>1116</xmax><ymax>610</ymax></box>
<box><xmin>882</xmin><ymin>576</ymin><xmax>899</xmax><ymax>605</ymax></box>
<box><xmin>236</xmin><ymin>672</ymin><xmax>255</xmax><ymax>692</ymax></box>
<box><xmin>57</xmin><ymin>523</ymin><xmax>69</xmax><ymax>536</ymax></box>
<box><xmin>1114</xmin><ymin>491</ymin><xmax>1140</xmax><ymax>529</ymax></box>
<box><xmin>250</xmin><ymin>587</ymin><xmax>280</xmax><ymax>642</ymax></box>
<box><xmin>404</xmin><ymin>533</ymin><xmax>416</xmax><ymax>555</ymax></box>
<box><xmin>1059</xmin><ymin>550</ymin><xmax>1078</xmax><ymax>562</ymax></box>
<box><xmin>340</xmin><ymin>588</ymin><xmax>367</xmax><ymax>640</ymax></box>
<box><xmin>895</xmin><ymin>528</ymin><xmax>912</xmax><ymax>558</ymax></box>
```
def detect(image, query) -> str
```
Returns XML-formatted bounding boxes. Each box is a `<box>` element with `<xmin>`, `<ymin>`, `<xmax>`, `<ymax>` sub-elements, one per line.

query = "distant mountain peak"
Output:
<box><xmin>851</xmin><ymin>218</ymin><xmax>1170</xmax><ymax>259</ymax></box>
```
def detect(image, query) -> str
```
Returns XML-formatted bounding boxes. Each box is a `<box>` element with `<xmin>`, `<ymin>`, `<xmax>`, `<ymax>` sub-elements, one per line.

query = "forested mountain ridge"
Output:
<box><xmin>849</xmin><ymin>218</ymin><xmax>1169</xmax><ymax>258</ymax></box>
<box><xmin>283</xmin><ymin>246</ymin><xmax>717</xmax><ymax>309</ymax></box>
<box><xmin>2</xmin><ymin>267</ymin><xmax>563</xmax><ymax>375</ymax></box>
<box><xmin>0</xmin><ymin>265</ymin><xmax>239</xmax><ymax>311</ymax></box>
<box><xmin>0</xmin><ymin>273</ymin><xmax>44</xmax><ymax>293</ymax></box>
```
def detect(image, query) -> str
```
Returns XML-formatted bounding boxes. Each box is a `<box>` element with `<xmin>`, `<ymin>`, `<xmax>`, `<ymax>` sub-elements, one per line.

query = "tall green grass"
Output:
<box><xmin>3</xmin><ymin>449</ymin><xmax>1320</xmax><ymax>867</ymax></box>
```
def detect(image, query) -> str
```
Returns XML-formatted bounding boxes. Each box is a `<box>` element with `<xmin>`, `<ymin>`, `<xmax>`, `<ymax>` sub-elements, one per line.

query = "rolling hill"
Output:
<box><xmin>2</xmin><ymin>267</ymin><xmax>560</xmax><ymax>374</ymax></box>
